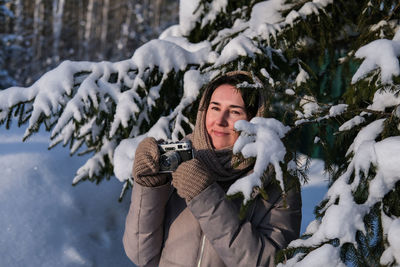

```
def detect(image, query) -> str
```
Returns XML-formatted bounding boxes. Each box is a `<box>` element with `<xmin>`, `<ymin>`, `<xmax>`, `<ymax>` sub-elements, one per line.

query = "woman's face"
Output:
<box><xmin>206</xmin><ymin>84</ymin><xmax>248</xmax><ymax>149</ymax></box>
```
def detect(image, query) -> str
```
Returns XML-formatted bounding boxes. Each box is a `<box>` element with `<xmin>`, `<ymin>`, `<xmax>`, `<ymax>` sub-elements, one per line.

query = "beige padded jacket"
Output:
<box><xmin>123</xmin><ymin>180</ymin><xmax>301</xmax><ymax>267</ymax></box>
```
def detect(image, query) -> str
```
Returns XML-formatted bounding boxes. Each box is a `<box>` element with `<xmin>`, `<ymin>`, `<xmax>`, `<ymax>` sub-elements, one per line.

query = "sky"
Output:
<box><xmin>0</xmin><ymin>124</ymin><xmax>328</xmax><ymax>267</ymax></box>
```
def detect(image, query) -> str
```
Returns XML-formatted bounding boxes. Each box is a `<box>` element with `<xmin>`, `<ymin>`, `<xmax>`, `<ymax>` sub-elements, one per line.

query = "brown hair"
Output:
<box><xmin>200</xmin><ymin>71</ymin><xmax>264</xmax><ymax>119</ymax></box>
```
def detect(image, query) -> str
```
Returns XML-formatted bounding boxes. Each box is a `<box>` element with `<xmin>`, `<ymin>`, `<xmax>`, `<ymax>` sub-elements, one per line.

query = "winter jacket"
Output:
<box><xmin>123</xmin><ymin>179</ymin><xmax>302</xmax><ymax>267</ymax></box>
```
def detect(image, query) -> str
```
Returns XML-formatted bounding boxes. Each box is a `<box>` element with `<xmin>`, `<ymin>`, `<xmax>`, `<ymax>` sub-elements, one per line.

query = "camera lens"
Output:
<box><xmin>159</xmin><ymin>151</ymin><xmax>181</xmax><ymax>172</ymax></box>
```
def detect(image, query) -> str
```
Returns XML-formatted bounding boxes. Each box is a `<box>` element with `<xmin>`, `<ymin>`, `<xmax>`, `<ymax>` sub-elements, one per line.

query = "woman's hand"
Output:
<box><xmin>132</xmin><ymin>137</ymin><xmax>169</xmax><ymax>187</ymax></box>
<box><xmin>171</xmin><ymin>158</ymin><xmax>214</xmax><ymax>202</ymax></box>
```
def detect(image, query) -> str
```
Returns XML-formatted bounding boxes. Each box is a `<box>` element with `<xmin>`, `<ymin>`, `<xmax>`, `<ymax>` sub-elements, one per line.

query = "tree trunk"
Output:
<box><xmin>100</xmin><ymin>0</ymin><xmax>110</xmax><ymax>59</ymax></box>
<box><xmin>153</xmin><ymin>0</ymin><xmax>163</xmax><ymax>28</ymax></box>
<box><xmin>52</xmin><ymin>0</ymin><xmax>65</xmax><ymax>64</ymax></box>
<box><xmin>117</xmin><ymin>1</ymin><xmax>133</xmax><ymax>56</ymax></box>
<box><xmin>33</xmin><ymin>0</ymin><xmax>44</xmax><ymax>60</ymax></box>
<box><xmin>84</xmin><ymin>0</ymin><xmax>95</xmax><ymax>60</ymax></box>
<box><xmin>12</xmin><ymin>0</ymin><xmax>23</xmax><ymax>35</ymax></box>
<box><xmin>77</xmin><ymin>0</ymin><xmax>84</xmax><ymax>58</ymax></box>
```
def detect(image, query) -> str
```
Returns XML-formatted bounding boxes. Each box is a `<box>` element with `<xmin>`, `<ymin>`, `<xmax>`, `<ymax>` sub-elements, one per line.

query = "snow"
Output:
<box><xmin>73</xmin><ymin>137</ymin><xmax>117</xmax><ymax>184</ymax></box>
<box><xmin>339</xmin><ymin>115</ymin><xmax>365</xmax><ymax>131</ymax></box>
<box><xmin>371</xmin><ymin>136</ymin><xmax>400</xmax><ymax>204</ymax></box>
<box><xmin>285</xmin><ymin>10</ymin><xmax>301</xmax><ymax>28</ymax></box>
<box><xmin>249</xmin><ymin>0</ymin><xmax>285</xmax><ymax>27</ymax></box>
<box><xmin>295</xmin><ymin>66</ymin><xmax>310</xmax><ymax>86</ymax></box>
<box><xmin>329</xmin><ymin>104</ymin><xmax>347</xmax><ymax>117</ymax></box>
<box><xmin>0</xmin><ymin>0</ymin><xmax>349</xmax><ymax>189</ymax></box>
<box><xmin>0</xmin><ymin>127</ymin><xmax>132</xmax><ymax>267</ymax></box>
<box><xmin>228</xmin><ymin>118</ymin><xmax>290</xmax><ymax>201</ymax></box>
<box><xmin>285</xmin><ymin>88</ymin><xmax>295</xmax><ymax>95</ymax></box>
<box><xmin>113</xmin><ymin>135</ymin><xmax>145</xmax><ymax>184</ymax></box>
<box><xmin>298</xmin><ymin>95</ymin><xmax>320</xmax><ymax>119</ymax></box>
<box><xmin>277</xmin><ymin>244</ymin><xmax>346</xmax><ymax>267</ymax></box>
<box><xmin>299</xmin><ymin>156</ymin><xmax>330</xmax><ymax>234</ymax></box>
<box><xmin>287</xmin><ymin>122</ymin><xmax>400</xmax><ymax>264</ymax></box>
<box><xmin>178</xmin><ymin>0</ymin><xmax>229</xmax><ymax>35</ymax></box>
<box><xmin>200</xmin><ymin>0</ymin><xmax>228</xmax><ymax>28</ymax></box>
<box><xmin>159</xmin><ymin>36</ymin><xmax>211</xmax><ymax>53</ymax></box>
<box><xmin>0</xmin><ymin>35</ymin><xmax>219</xmax><ymax>185</ymax></box>
<box><xmin>109</xmin><ymin>89</ymin><xmax>141</xmax><ymax>136</ymax></box>
<box><xmin>352</xmin><ymin>31</ymin><xmax>400</xmax><ymax>84</ymax></box>
<box><xmin>1</xmin><ymin>1</ymin><xmax>400</xmax><ymax>265</ymax></box>
<box><xmin>248</xmin><ymin>0</ymin><xmax>286</xmax><ymax>43</ymax></box>
<box><xmin>298</xmin><ymin>155</ymin><xmax>328</xmax><ymax>187</ymax></box>
<box><xmin>214</xmin><ymin>35</ymin><xmax>262</xmax><ymax>66</ymax></box>
<box><xmin>283</xmin><ymin>30</ymin><xmax>400</xmax><ymax>255</ymax></box>
<box><xmin>178</xmin><ymin>0</ymin><xmax>201</xmax><ymax>35</ymax></box>
<box><xmin>346</xmin><ymin>118</ymin><xmax>384</xmax><ymax>156</ymax></box>
<box><xmin>381</xmin><ymin>219</ymin><xmax>400</xmax><ymax>265</ymax></box>
<box><xmin>113</xmin><ymin>69</ymin><xmax>206</xmax><ymax>182</ymax></box>
<box><xmin>131</xmin><ymin>39</ymin><xmax>215</xmax><ymax>77</ymax></box>
<box><xmin>368</xmin><ymin>88</ymin><xmax>400</xmax><ymax>111</ymax></box>
<box><xmin>0</xmin><ymin>124</ymin><xmax>327</xmax><ymax>266</ymax></box>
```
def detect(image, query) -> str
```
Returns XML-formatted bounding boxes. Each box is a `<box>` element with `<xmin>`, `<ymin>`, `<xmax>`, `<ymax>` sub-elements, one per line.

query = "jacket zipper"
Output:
<box><xmin>197</xmin><ymin>235</ymin><xmax>206</xmax><ymax>267</ymax></box>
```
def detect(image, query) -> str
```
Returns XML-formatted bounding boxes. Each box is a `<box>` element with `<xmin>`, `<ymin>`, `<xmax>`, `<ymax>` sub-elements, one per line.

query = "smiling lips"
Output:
<box><xmin>211</xmin><ymin>130</ymin><xmax>230</xmax><ymax>136</ymax></box>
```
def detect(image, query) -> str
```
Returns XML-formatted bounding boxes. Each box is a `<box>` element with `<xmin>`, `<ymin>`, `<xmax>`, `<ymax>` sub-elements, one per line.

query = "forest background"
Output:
<box><xmin>1</xmin><ymin>0</ymin><xmax>178</xmax><ymax>88</ymax></box>
<box><xmin>0</xmin><ymin>0</ymin><xmax>328</xmax><ymax>266</ymax></box>
<box><xmin>1</xmin><ymin>0</ymin><xmax>399</xmax><ymax>267</ymax></box>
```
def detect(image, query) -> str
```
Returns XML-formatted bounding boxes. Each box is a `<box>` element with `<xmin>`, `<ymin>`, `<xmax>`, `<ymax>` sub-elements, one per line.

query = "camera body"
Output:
<box><xmin>158</xmin><ymin>140</ymin><xmax>193</xmax><ymax>173</ymax></box>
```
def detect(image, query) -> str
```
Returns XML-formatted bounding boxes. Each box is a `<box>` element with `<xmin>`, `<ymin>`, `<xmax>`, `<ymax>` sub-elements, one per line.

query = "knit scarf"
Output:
<box><xmin>187</xmin><ymin>71</ymin><xmax>266</xmax><ymax>183</ymax></box>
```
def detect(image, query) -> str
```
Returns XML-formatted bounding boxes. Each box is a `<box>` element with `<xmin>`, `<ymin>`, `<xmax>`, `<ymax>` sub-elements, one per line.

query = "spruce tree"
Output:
<box><xmin>274</xmin><ymin>1</ymin><xmax>400</xmax><ymax>266</ymax></box>
<box><xmin>0</xmin><ymin>1</ymin><xmax>399</xmax><ymax>265</ymax></box>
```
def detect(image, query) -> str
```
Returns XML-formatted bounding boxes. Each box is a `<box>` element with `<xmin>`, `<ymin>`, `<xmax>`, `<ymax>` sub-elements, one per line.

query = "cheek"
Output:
<box><xmin>205</xmin><ymin>112</ymin><xmax>213</xmax><ymax>134</ymax></box>
<box><xmin>232</xmin><ymin>130</ymin><xmax>239</xmax><ymax>140</ymax></box>
<box><xmin>231</xmin><ymin>115</ymin><xmax>247</xmax><ymax>128</ymax></box>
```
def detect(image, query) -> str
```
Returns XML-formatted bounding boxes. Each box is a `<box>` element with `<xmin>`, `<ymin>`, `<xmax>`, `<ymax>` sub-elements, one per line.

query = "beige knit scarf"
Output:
<box><xmin>187</xmin><ymin>71</ymin><xmax>267</xmax><ymax>183</ymax></box>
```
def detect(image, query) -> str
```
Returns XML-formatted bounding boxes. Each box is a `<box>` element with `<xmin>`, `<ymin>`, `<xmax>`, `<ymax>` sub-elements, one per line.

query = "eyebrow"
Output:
<box><xmin>210</xmin><ymin>101</ymin><xmax>246</xmax><ymax>110</ymax></box>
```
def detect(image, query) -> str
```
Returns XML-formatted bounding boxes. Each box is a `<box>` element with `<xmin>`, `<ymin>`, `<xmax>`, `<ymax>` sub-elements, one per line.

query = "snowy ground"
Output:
<box><xmin>0</xmin><ymin>126</ymin><xmax>328</xmax><ymax>267</ymax></box>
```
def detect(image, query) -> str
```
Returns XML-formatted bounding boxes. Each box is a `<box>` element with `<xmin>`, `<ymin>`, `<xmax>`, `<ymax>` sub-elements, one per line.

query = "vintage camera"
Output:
<box><xmin>158</xmin><ymin>140</ymin><xmax>193</xmax><ymax>173</ymax></box>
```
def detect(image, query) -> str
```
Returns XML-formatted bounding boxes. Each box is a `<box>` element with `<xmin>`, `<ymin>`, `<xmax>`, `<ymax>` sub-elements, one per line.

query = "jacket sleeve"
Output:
<box><xmin>123</xmin><ymin>181</ymin><xmax>171</xmax><ymax>267</ymax></box>
<box><xmin>187</xmin><ymin>182</ymin><xmax>302</xmax><ymax>267</ymax></box>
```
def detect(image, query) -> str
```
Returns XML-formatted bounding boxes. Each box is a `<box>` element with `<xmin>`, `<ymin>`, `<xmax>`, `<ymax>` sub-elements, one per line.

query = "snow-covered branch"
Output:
<box><xmin>279</xmin><ymin>26</ymin><xmax>400</xmax><ymax>267</ymax></box>
<box><xmin>352</xmin><ymin>35</ymin><xmax>400</xmax><ymax>84</ymax></box>
<box><xmin>0</xmin><ymin>37</ymin><xmax>217</xmax><ymax>184</ymax></box>
<box><xmin>227</xmin><ymin>117</ymin><xmax>291</xmax><ymax>201</ymax></box>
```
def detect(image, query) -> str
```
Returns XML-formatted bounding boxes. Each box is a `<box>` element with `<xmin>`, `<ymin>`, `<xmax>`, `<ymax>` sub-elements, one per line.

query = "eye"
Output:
<box><xmin>210</xmin><ymin>106</ymin><xmax>220</xmax><ymax>111</ymax></box>
<box><xmin>231</xmin><ymin>109</ymin><xmax>242</xmax><ymax>115</ymax></box>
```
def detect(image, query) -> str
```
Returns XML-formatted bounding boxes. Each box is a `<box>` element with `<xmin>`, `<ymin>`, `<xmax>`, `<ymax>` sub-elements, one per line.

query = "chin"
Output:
<box><xmin>210</xmin><ymin>135</ymin><xmax>235</xmax><ymax>149</ymax></box>
<box><xmin>213</xmin><ymin>142</ymin><xmax>233</xmax><ymax>150</ymax></box>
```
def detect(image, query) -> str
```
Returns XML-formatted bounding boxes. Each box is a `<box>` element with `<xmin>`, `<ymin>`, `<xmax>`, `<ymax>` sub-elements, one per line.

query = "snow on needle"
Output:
<box><xmin>228</xmin><ymin>117</ymin><xmax>290</xmax><ymax>202</ymax></box>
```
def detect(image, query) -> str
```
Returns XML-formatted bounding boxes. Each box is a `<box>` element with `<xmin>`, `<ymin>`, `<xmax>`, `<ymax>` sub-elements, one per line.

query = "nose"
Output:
<box><xmin>215</xmin><ymin>110</ymin><xmax>229</xmax><ymax>126</ymax></box>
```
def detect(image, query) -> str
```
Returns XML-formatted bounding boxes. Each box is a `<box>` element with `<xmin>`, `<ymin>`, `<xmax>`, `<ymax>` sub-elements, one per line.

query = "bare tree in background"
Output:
<box><xmin>83</xmin><ymin>0</ymin><xmax>94</xmax><ymax>60</ymax></box>
<box><xmin>51</xmin><ymin>0</ymin><xmax>65</xmax><ymax>64</ymax></box>
<box><xmin>99</xmin><ymin>0</ymin><xmax>109</xmax><ymax>59</ymax></box>
<box><xmin>32</xmin><ymin>0</ymin><xmax>44</xmax><ymax>61</ymax></box>
<box><xmin>1</xmin><ymin>0</ymin><xmax>178</xmax><ymax>88</ymax></box>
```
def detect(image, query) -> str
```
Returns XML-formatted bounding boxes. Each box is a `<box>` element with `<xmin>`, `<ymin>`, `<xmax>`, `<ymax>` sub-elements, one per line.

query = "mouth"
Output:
<box><xmin>212</xmin><ymin>130</ymin><xmax>230</xmax><ymax>137</ymax></box>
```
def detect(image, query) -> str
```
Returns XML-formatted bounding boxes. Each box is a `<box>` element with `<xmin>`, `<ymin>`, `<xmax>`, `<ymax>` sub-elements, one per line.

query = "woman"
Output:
<box><xmin>123</xmin><ymin>71</ymin><xmax>302</xmax><ymax>267</ymax></box>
